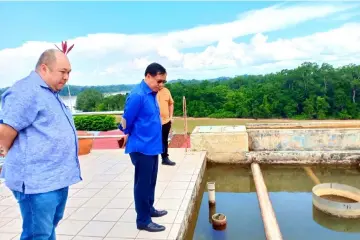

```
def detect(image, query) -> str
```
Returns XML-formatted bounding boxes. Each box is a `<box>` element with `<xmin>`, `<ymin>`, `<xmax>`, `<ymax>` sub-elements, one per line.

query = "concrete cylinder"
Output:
<box><xmin>207</xmin><ymin>182</ymin><xmax>216</xmax><ymax>205</ymax></box>
<box><xmin>312</xmin><ymin>183</ymin><xmax>360</xmax><ymax>218</ymax></box>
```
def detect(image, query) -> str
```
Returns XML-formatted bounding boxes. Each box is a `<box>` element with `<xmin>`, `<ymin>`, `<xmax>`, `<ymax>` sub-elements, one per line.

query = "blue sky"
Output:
<box><xmin>1</xmin><ymin>1</ymin><xmax>360</xmax><ymax>87</ymax></box>
<box><xmin>0</xmin><ymin>1</ymin><xmax>273</xmax><ymax>49</ymax></box>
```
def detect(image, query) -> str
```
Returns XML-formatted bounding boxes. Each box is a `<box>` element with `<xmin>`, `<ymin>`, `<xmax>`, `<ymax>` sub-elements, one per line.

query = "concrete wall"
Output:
<box><xmin>190</xmin><ymin>123</ymin><xmax>360</xmax><ymax>164</ymax></box>
<box><xmin>190</xmin><ymin>126</ymin><xmax>249</xmax><ymax>163</ymax></box>
<box><xmin>248</xmin><ymin>129</ymin><xmax>360</xmax><ymax>151</ymax></box>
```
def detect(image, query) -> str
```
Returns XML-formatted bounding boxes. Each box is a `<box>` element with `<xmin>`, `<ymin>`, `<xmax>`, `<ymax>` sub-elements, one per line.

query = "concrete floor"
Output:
<box><xmin>0</xmin><ymin>149</ymin><xmax>206</xmax><ymax>240</ymax></box>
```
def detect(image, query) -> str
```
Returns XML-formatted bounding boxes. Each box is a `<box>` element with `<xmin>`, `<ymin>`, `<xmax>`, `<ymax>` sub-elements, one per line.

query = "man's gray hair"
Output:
<box><xmin>35</xmin><ymin>49</ymin><xmax>59</xmax><ymax>70</ymax></box>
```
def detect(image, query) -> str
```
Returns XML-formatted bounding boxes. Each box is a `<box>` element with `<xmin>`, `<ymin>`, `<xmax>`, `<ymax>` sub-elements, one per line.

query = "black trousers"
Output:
<box><xmin>161</xmin><ymin>121</ymin><xmax>171</xmax><ymax>159</ymax></box>
<box><xmin>129</xmin><ymin>152</ymin><xmax>158</xmax><ymax>228</ymax></box>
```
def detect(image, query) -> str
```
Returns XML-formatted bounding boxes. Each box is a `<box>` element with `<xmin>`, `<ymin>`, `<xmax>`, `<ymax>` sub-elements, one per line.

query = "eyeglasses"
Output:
<box><xmin>157</xmin><ymin>80</ymin><xmax>167</xmax><ymax>84</ymax></box>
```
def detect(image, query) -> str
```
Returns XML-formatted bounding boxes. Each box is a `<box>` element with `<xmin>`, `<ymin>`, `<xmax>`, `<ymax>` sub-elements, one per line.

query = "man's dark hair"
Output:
<box><xmin>144</xmin><ymin>62</ymin><xmax>166</xmax><ymax>77</ymax></box>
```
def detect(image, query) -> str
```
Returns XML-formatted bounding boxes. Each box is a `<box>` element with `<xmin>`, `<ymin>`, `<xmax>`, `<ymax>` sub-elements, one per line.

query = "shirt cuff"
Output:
<box><xmin>118</xmin><ymin>123</ymin><xmax>130</xmax><ymax>135</ymax></box>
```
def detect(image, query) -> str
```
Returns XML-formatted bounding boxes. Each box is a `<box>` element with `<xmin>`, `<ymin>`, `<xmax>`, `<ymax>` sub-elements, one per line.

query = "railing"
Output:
<box><xmin>78</xmin><ymin>135</ymin><xmax>125</xmax><ymax>139</ymax></box>
<box><xmin>72</xmin><ymin>111</ymin><xmax>124</xmax><ymax>116</ymax></box>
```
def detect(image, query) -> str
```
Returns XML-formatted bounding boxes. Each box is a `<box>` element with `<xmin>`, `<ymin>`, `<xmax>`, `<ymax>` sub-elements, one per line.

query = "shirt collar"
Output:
<box><xmin>31</xmin><ymin>71</ymin><xmax>58</xmax><ymax>94</ymax></box>
<box><xmin>140</xmin><ymin>79</ymin><xmax>154</xmax><ymax>94</ymax></box>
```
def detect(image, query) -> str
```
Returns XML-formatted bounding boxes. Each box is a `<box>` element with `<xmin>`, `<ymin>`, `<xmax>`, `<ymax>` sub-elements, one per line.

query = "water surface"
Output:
<box><xmin>186</xmin><ymin>164</ymin><xmax>360</xmax><ymax>240</ymax></box>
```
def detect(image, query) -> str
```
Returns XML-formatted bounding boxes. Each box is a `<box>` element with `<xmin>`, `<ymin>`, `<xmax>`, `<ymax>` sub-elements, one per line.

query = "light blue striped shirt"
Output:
<box><xmin>0</xmin><ymin>71</ymin><xmax>82</xmax><ymax>194</ymax></box>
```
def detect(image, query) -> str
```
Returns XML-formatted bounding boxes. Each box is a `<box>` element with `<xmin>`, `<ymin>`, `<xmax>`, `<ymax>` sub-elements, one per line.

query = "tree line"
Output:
<box><xmin>0</xmin><ymin>84</ymin><xmax>133</xmax><ymax>98</ymax></box>
<box><xmin>167</xmin><ymin>62</ymin><xmax>360</xmax><ymax>120</ymax></box>
<box><xmin>74</xmin><ymin>61</ymin><xmax>360</xmax><ymax>120</ymax></box>
<box><xmin>2</xmin><ymin>61</ymin><xmax>360</xmax><ymax>120</ymax></box>
<box><xmin>75</xmin><ymin>89</ymin><xmax>127</xmax><ymax>112</ymax></box>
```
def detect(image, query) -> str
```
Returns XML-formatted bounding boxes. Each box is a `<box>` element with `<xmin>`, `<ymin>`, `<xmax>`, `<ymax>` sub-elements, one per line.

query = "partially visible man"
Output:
<box><xmin>0</xmin><ymin>49</ymin><xmax>82</xmax><ymax>240</ymax></box>
<box><xmin>119</xmin><ymin>62</ymin><xmax>168</xmax><ymax>232</ymax></box>
<box><xmin>156</xmin><ymin>86</ymin><xmax>176</xmax><ymax>166</ymax></box>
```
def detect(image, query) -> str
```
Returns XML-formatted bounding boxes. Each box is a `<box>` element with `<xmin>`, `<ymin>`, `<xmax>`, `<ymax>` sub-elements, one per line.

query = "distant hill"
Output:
<box><xmin>168</xmin><ymin>76</ymin><xmax>230</xmax><ymax>83</ymax></box>
<box><xmin>58</xmin><ymin>84</ymin><xmax>136</xmax><ymax>96</ymax></box>
<box><xmin>0</xmin><ymin>77</ymin><xmax>231</xmax><ymax>97</ymax></box>
<box><xmin>0</xmin><ymin>84</ymin><xmax>136</xmax><ymax>97</ymax></box>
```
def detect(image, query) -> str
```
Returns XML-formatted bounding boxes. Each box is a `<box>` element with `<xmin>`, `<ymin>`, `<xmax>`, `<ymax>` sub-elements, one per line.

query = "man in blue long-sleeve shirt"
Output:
<box><xmin>120</xmin><ymin>62</ymin><xmax>168</xmax><ymax>232</ymax></box>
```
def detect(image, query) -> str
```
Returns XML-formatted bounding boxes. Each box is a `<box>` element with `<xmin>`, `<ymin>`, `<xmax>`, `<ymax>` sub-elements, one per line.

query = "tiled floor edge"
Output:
<box><xmin>177</xmin><ymin>151</ymin><xmax>207</xmax><ymax>240</ymax></box>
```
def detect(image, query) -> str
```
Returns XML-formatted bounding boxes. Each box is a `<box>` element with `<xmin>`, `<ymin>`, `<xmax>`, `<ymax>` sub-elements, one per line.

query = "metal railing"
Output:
<box><xmin>78</xmin><ymin>135</ymin><xmax>125</xmax><ymax>139</ymax></box>
<box><xmin>72</xmin><ymin>111</ymin><xmax>124</xmax><ymax>116</ymax></box>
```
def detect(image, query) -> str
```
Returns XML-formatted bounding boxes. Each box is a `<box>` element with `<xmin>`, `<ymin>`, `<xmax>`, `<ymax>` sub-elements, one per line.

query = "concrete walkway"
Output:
<box><xmin>0</xmin><ymin>149</ymin><xmax>206</xmax><ymax>240</ymax></box>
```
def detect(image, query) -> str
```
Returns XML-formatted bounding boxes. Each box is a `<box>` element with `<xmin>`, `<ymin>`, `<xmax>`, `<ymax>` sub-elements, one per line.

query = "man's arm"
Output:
<box><xmin>0</xmin><ymin>124</ymin><xmax>18</xmax><ymax>153</ymax></box>
<box><xmin>168</xmin><ymin>90</ymin><xmax>174</xmax><ymax>121</ymax></box>
<box><xmin>169</xmin><ymin>103</ymin><xmax>174</xmax><ymax>120</ymax></box>
<box><xmin>0</xmin><ymin>85</ymin><xmax>39</xmax><ymax>153</ymax></box>
<box><xmin>121</xmin><ymin>93</ymin><xmax>142</xmax><ymax>135</ymax></box>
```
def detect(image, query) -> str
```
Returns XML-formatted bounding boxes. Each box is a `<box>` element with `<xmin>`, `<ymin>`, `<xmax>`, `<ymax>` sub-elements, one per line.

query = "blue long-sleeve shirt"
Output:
<box><xmin>121</xmin><ymin>80</ymin><xmax>162</xmax><ymax>155</ymax></box>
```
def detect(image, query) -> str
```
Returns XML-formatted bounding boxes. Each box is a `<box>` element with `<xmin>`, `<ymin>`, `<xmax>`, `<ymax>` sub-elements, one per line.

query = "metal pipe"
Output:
<box><xmin>78</xmin><ymin>135</ymin><xmax>125</xmax><ymax>139</ymax></box>
<box><xmin>72</xmin><ymin>111</ymin><xmax>124</xmax><ymax>116</ymax></box>
<box><xmin>251</xmin><ymin>163</ymin><xmax>283</xmax><ymax>240</ymax></box>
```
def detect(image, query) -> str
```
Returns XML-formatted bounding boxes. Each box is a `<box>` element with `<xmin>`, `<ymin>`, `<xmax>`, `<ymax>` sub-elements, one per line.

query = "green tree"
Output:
<box><xmin>96</xmin><ymin>94</ymin><xmax>127</xmax><ymax>111</ymax></box>
<box><xmin>75</xmin><ymin>89</ymin><xmax>104</xmax><ymax>112</ymax></box>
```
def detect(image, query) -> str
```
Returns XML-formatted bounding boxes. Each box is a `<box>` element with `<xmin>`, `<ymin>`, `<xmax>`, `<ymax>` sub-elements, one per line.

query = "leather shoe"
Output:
<box><xmin>138</xmin><ymin>222</ymin><xmax>166</xmax><ymax>232</ymax></box>
<box><xmin>151</xmin><ymin>209</ymin><xmax>168</xmax><ymax>217</ymax></box>
<box><xmin>162</xmin><ymin>157</ymin><xmax>176</xmax><ymax>166</ymax></box>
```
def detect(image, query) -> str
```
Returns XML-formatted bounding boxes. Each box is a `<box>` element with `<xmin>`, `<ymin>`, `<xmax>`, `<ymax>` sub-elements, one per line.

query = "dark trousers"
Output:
<box><xmin>130</xmin><ymin>152</ymin><xmax>158</xmax><ymax>228</ymax></box>
<box><xmin>161</xmin><ymin>121</ymin><xmax>171</xmax><ymax>159</ymax></box>
<box><xmin>12</xmin><ymin>187</ymin><xmax>69</xmax><ymax>240</ymax></box>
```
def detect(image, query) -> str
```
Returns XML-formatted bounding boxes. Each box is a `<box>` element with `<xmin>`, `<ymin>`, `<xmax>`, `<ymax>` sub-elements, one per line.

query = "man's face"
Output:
<box><xmin>145</xmin><ymin>73</ymin><xmax>167</xmax><ymax>92</ymax></box>
<box><xmin>43</xmin><ymin>52</ymin><xmax>72</xmax><ymax>92</ymax></box>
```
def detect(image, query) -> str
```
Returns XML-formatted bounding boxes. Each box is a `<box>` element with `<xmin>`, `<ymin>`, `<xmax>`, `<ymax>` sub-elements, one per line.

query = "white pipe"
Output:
<box><xmin>207</xmin><ymin>182</ymin><xmax>216</xmax><ymax>204</ymax></box>
<box><xmin>251</xmin><ymin>163</ymin><xmax>283</xmax><ymax>240</ymax></box>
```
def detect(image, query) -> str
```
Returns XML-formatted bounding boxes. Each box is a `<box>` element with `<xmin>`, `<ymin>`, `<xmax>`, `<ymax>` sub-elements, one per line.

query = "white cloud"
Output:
<box><xmin>0</xmin><ymin>3</ymin><xmax>359</xmax><ymax>88</ymax></box>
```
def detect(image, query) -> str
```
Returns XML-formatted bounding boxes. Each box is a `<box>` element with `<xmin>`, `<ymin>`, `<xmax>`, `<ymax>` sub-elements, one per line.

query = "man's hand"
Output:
<box><xmin>0</xmin><ymin>145</ymin><xmax>6</xmax><ymax>157</ymax></box>
<box><xmin>118</xmin><ymin>134</ymin><xmax>128</xmax><ymax>148</ymax></box>
<box><xmin>0</xmin><ymin>124</ymin><xmax>18</xmax><ymax>154</ymax></box>
<box><xmin>170</xmin><ymin>117</ymin><xmax>174</xmax><ymax>123</ymax></box>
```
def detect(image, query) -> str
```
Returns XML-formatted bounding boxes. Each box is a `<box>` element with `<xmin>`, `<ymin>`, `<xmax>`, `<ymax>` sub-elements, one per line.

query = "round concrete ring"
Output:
<box><xmin>312</xmin><ymin>183</ymin><xmax>360</xmax><ymax>219</ymax></box>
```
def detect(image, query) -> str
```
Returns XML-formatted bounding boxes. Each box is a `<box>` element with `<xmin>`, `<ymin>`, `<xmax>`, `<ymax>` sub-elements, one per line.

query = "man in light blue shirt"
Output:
<box><xmin>0</xmin><ymin>49</ymin><xmax>82</xmax><ymax>240</ymax></box>
<box><xmin>119</xmin><ymin>63</ymin><xmax>168</xmax><ymax>232</ymax></box>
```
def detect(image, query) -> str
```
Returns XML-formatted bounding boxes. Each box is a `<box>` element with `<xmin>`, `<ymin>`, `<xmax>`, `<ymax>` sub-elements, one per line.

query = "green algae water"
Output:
<box><xmin>185</xmin><ymin>164</ymin><xmax>360</xmax><ymax>240</ymax></box>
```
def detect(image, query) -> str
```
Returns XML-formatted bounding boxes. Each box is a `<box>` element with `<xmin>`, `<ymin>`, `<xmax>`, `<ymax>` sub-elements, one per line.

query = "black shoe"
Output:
<box><xmin>162</xmin><ymin>157</ymin><xmax>176</xmax><ymax>166</ymax></box>
<box><xmin>138</xmin><ymin>222</ymin><xmax>166</xmax><ymax>232</ymax></box>
<box><xmin>151</xmin><ymin>209</ymin><xmax>168</xmax><ymax>217</ymax></box>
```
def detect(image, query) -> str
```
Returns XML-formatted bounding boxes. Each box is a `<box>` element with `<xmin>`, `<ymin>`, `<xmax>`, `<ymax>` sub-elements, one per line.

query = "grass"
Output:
<box><xmin>171</xmin><ymin>117</ymin><xmax>293</xmax><ymax>133</ymax></box>
<box><xmin>171</xmin><ymin>117</ymin><xmax>360</xmax><ymax>133</ymax></box>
